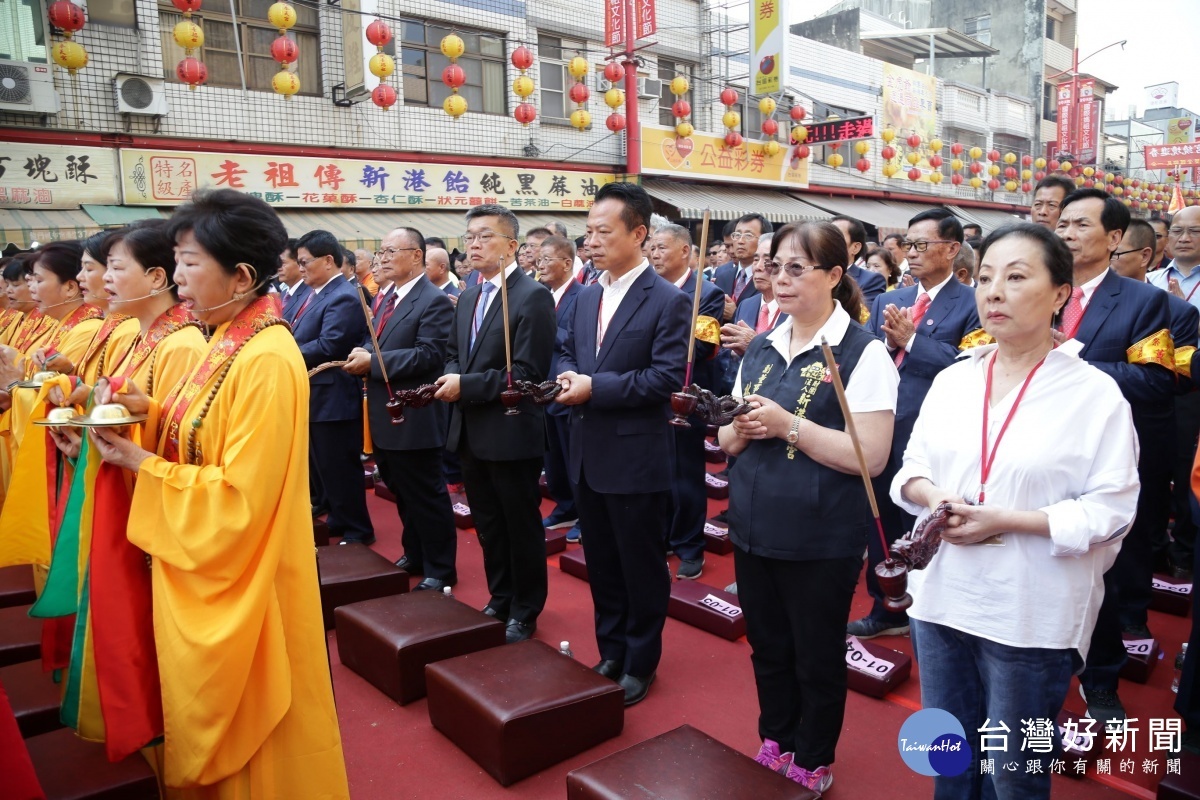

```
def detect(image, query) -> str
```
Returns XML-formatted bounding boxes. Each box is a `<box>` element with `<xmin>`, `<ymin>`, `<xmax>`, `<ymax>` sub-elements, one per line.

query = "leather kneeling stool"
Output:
<box><xmin>317</xmin><ymin>544</ymin><xmax>409</xmax><ymax>630</ymax></box>
<box><xmin>566</xmin><ymin>724</ymin><xmax>818</xmax><ymax>800</ymax></box>
<box><xmin>0</xmin><ymin>565</ymin><xmax>36</xmax><ymax>609</ymax></box>
<box><xmin>0</xmin><ymin>660</ymin><xmax>63</xmax><ymax>737</ymax></box>
<box><xmin>0</xmin><ymin>605</ymin><xmax>42</xmax><ymax>667</ymax></box>
<box><xmin>426</xmin><ymin>639</ymin><xmax>624</xmax><ymax>786</ymax></box>
<box><xmin>668</xmin><ymin>581</ymin><xmax>746</xmax><ymax>641</ymax></box>
<box><xmin>559</xmin><ymin>548</ymin><xmax>588</xmax><ymax>582</ymax></box>
<box><xmin>545</xmin><ymin>528</ymin><xmax>567</xmax><ymax>555</ymax></box>
<box><xmin>1158</xmin><ymin>753</ymin><xmax>1200</xmax><ymax>799</ymax></box>
<box><xmin>335</xmin><ymin>591</ymin><xmax>505</xmax><ymax>705</ymax></box>
<box><xmin>26</xmin><ymin>727</ymin><xmax>160</xmax><ymax>799</ymax></box>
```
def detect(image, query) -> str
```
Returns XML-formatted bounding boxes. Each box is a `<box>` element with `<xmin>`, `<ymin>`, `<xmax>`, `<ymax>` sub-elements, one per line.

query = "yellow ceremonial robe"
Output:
<box><xmin>128</xmin><ymin>324</ymin><xmax>348</xmax><ymax>799</ymax></box>
<box><xmin>80</xmin><ymin>317</ymin><xmax>141</xmax><ymax>385</ymax></box>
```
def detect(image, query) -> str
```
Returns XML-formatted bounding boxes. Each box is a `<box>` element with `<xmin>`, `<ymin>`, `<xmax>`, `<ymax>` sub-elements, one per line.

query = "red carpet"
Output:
<box><xmin>332</xmin><ymin>476</ymin><xmax>1187</xmax><ymax>799</ymax></box>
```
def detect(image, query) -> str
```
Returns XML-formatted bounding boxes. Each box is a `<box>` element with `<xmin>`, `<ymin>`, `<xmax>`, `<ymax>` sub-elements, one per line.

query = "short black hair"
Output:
<box><xmin>736</xmin><ymin>212</ymin><xmax>774</xmax><ymax>235</ymax></box>
<box><xmin>594</xmin><ymin>182</ymin><xmax>654</xmax><ymax>245</ymax></box>
<box><xmin>282</xmin><ymin>237</ymin><xmax>299</xmax><ymax>260</ymax></box>
<box><xmin>108</xmin><ymin>218</ymin><xmax>181</xmax><ymax>298</ymax></box>
<box><xmin>722</xmin><ymin>220</ymin><xmax>738</xmax><ymax>239</ymax></box>
<box><xmin>1123</xmin><ymin>218</ymin><xmax>1157</xmax><ymax>253</ymax></box>
<box><xmin>342</xmin><ymin>247</ymin><xmax>356</xmax><ymax>268</ymax></box>
<box><xmin>167</xmin><ymin>188</ymin><xmax>288</xmax><ymax>296</ymax></box>
<box><xmin>883</xmin><ymin>232</ymin><xmax>905</xmax><ymax>246</ymax></box>
<box><xmin>1149</xmin><ymin>216</ymin><xmax>1171</xmax><ymax>232</ymax></box>
<box><xmin>908</xmin><ymin>207</ymin><xmax>964</xmax><ymax>243</ymax></box>
<box><xmin>82</xmin><ymin>229</ymin><xmax>114</xmax><ymax>265</ymax></box>
<box><xmin>424</xmin><ymin>236</ymin><xmax>447</xmax><ymax>251</ymax></box>
<box><xmin>1</xmin><ymin>255</ymin><xmax>27</xmax><ymax>283</ymax></box>
<box><xmin>962</xmin><ymin>223</ymin><xmax>983</xmax><ymax>237</ymax></box>
<box><xmin>32</xmin><ymin>240</ymin><xmax>83</xmax><ymax>286</ymax></box>
<box><xmin>1034</xmin><ymin>174</ymin><xmax>1075</xmax><ymax>199</ymax></box>
<box><xmin>1060</xmin><ymin>187</ymin><xmax>1131</xmax><ymax>234</ymax></box>
<box><xmin>525</xmin><ymin>227</ymin><xmax>552</xmax><ymax>241</ymax></box>
<box><xmin>294</xmin><ymin>230</ymin><xmax>345</xmax><ymax>268</ymax></box>
<box><xmin>831</xmin><ymin>215</ymin><xmax>867</xmax><ymax>250</ymax></box>
<box><xmin>465</xmin><ymin>203</ymin><xmax>520</xmax><ymax>239</ymax></box>
<box><xmin>394</xmin><ymin>227</ymin><xmax>426</xmax><ymax>261</ymax></box>
<box><xmin>979</xmin><ymin>223</ymin><xmax>1074</xmax><ymax>324</ymax></box>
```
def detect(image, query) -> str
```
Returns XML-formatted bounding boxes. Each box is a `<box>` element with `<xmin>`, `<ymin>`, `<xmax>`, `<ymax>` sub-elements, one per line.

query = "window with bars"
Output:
<box><xmin>0</xmin><ymin>0</ymin><xmax>47</xmax><ymax>63</ymax></box>
<box><xmin>964</xmin><ymin>14</ymin><xmax>990</xmax><ymax>46</ymax></box>
<box><xmin>159</xmin><ymin>0</ymin><xmax>320</xmax><ymax>95</ymax></box>
<box><xmin>401</xmin><ymin>20</ymin><xmax>505</xmax><ymax>115</ymax></box>
<box><xmin>538</xmin><ymin>34</ymin><xmax>586</xmax><ymax>122</ymax></box>
<box><xmin>657</xmin><ymin>59</ymin><xmax>693</xmax><ymax>127</ymax></box>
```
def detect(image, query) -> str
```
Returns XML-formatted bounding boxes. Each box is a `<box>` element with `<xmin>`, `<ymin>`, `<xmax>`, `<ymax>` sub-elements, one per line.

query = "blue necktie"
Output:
<box><xmin>470</xmin><ymin>282</ymin><xmax>496</xmax><ymax>351</ymax></box>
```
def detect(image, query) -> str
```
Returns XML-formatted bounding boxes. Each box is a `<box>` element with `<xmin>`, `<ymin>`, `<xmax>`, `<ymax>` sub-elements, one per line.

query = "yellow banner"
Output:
<box><xmin>0</xmin><ymin>144</ymin><xmax>119</xmax><ymax>209</ymax></box>
<box><xmin>640</xmin><ymin>125</ymin><xmax>808</xmax><ymax>188</ymax></box>
<box><xmin>882</xmin><ymin>63</ymin><xmax>938</xmax><ymax>182</ymax></box>
<box><xmin>1167</xmin><ymin>117</ymin><xmax>1195</xmax><ymax>145</ymax></box>
<box><xmin>750</xmin><ymin>0</ymin><xmax>786</xmax><ymax>96</ymax></box>
<box><xmin>119</xmin><ymin>149</ymin><xmax>617</xmax><ymax>210</ymax></box>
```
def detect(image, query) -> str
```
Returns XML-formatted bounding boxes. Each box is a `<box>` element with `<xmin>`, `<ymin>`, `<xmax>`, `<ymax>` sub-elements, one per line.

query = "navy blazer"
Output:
<box><xmin>441</xmin><ymin>281</ymin><xmax>462</xmax><ymax>298</ymax></box>
<box><xmin>547</xmin><ymin>280</ymin><xmax>582</xmax><ymax>418</ymax></box>
<box><xmin>848</xmin><ymin>263</ymin><xmax>887</xmax><ymax>307</ymax></box>
<box><xmin>714</xmin><ymin>261</ymin><xmax>760</xmax><ymax>305</ymax></box>
<box><xmin>1168</xmin><ymin>291</ymin><xmax>1199</xmax><ymax>395</ymax></box>
<box><xmin>869</xmin><ymin>276</ymin><xmax>981</xmax><ymax>461</ymax></box>
<box><xmin>678</xmin><ymin>270</ymin><xmax>726</xmax><ymax>392</ymax></box>
<box><xmin>292</xmin><ymin>274</ymin><xmax>370</xmax><ymax>423</ymax></box>
<box><xmin>281</xmin><ymin>281</ymin><xmax>311</xmax><ymax>323</ymax></box>
<box><xmin>364</xmin><ymin>276</ymin><xmax>454</xmax><ymax>450</ymax></box>
<box><xmin>559</xmin><ymin>266</ymin><xmax>691</xmax><ymax>494</ymax></box>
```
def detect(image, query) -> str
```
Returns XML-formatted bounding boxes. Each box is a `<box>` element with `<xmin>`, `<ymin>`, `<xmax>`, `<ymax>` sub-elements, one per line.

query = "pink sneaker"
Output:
<box><xmin>752</xmin><ymin>739</ymin><xmax>794</xmax><ymax>774</ymax></box>
<box><xmin>785</xmin><ymin>763</ymin><xmax>833</xmax><ymax>795</ymax></box>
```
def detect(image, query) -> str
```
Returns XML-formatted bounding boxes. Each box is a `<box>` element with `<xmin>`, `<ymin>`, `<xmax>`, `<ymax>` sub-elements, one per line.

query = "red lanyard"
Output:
<box><xmin>1186</xmin><ymin>279</ymin><xmax>1200</xmax><ymax>303</ymax></box>
<box><xmin>979</xmin><ymin>353</ymin><xmax>1046</xmax><ymax>505</ymax></box>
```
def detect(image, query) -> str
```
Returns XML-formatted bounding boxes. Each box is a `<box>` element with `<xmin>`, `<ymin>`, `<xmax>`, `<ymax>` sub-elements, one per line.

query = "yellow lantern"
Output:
<box><xmin>675</xmin><ymin>121</ymin><xmax>694</xmax><ymax>138</ymax></box>
<box><xmin>722</xmin><ymin>110</ymin><xmax>741</xmax><ymax>130</ymax></box>
<box><xmin>1104</xmin><ymin>171</ymin><xmax>1115</xmax><ymax>183</ymax></box>
<box><xmin>1021</xmin><ymin>169</ymin><xmax>1032</xmax><ymax>180</ymax></box>
<box><xmin>882</xmin><ymin>163</ymin><xmax>898</xmax><ymax>178</ymax></box>
<box><xmin>791</xmin><ymin>126</ymin><xmax>807</xmax><ymax>143</ymax></box>
<box><xmin>440</xmin><ymin>34</ymin><xmax>465</xmax><ymax>59</ymax></box>
<box><xmin>1005</xmin><ymin>180</ymin><xmax>1018</xmax><ymax>192</ymax></box>
<box><xmin>174</xmin><ymin>20</ymin><xmax>204</xmax><ymax>49</ymax></box>
<box><xmin>828</xmin><ymin>152</ymin><xmax>844</xmax><ymax>168</ymax></box>
<box><xmin>969</xmin><ymin>176</ymin><xmax>983</xmax><ymax>189</ymax></box>
<box><xmin>368</xmin><ymin>53</ymin><xmax>395</xmax><ymax>79</ymax></box>
<box><xmin>1003</xmin><ymin>152</ymin><xmax>1017</xmax><ymax>165</ymax></box>
<box><xmin>51</xmin><ymin>40</ymin><xmax>88</xmax><ymax>73</ymax></box>
<box><xmin>604</xmin><ymin>88</ymin><xmax>624</xmax><ymax>109</ymax></box>
<box><xmin>854</xmin><ymin>140</ymin><xmax>869</xmax><ymax>156</ymax></box>
<box><xmin>929</xmin><ymin>139</ymin><xmax>943</xmax><ymax>153</ymax></box>
<box><xmin>765</xmin><ymin>141</ymin><xmax>780</xmax><ymax>157</ymax></box>
<box><xmin>950</xmin><ymin>158</ymin><xmax>964</xmax><ymax>171</ymax></box>
<box><xmin>1034</xmin><ymin>157</ymin><xmax>1047</xmax><ymax>169</ymax></box>
<box><xmin>758</xmin><ymin>97</ymin><xmax>776</xmax><ymax>116</ymax></box>
<box><xmin>271</xmin><ymin>69</ymin><xmax>300</xmax><ymax>96</ymax></box>
<box><xmin>929</xmin><ymin>171</ymin><xmax>943</xmax><ymax>184</ymax></box>
<box><xmin>669</xmin><ymin>75</ymin><xmax>690</xmax><ymax>96</ymax></box>
<box><xmin>570</xmin><ymin>108</ymin><xmax>591</xmax><ymax>130</ymax></box>
<box><xmin>1113</xmin><ymin>186</ymin><xmax>1124</xmax><ymax>196</ymax></box>
<box><xmin>1083</xmin><ymin>165</ymin><xmax>1095</xmax><ymax>177</ymax></box>
<box><xmin>987</xmin><ymin>164</ymin><xmax>1001</xmax><ymax>177</ymax></box>
<box><xmin>1074</xmin><ymin>175</ymin><xmax>1086</xmax><ymax>186</ymax></box>
<box><xmin>881</xmin><ymin>128</ymin><xmax>896</xmax><ymax>143</ymax></box>
<box><xmin>513</xmin><ymin>75</ymin><xmax>535</xmax><ymax>98</ymax></box>
<box><xmin>567</xmin><ymin>57</ymin><xmax>589</xmax><ymax>79</ymax></box>
<box><xmin>905</xmin><ymin>151</ymin><xmax>920</xmax><ymax>165</ymax></box>
<box><xmin>443</xmin><ymin>93</ymin><xmax>467</xmax><ymax>117</ymax></box>
<box><xmin>1059</xmin><ymin>160</ymin><xmax>1072</xmax><ymax>172</ymax></box>
<box><xmin>969</xmin><ymin>146</ymin><xmax>983</xmax><ymax>160</ymax></box>
<box><xmin>267</xmin><ymin>2</ymin><xmax>296</xmax><ymax>30</ymax></box>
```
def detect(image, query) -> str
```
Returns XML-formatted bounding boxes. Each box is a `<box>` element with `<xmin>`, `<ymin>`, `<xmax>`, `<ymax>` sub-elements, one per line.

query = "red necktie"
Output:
<box><xmin>292</xmin><ymin>292</ymin><xmax>313</xmax><ymax>323</ymax></box>
<box><xmin>1060</xmin><ymin>287</ymin><xmax>1085</xmax><ymax>339</ymax></box>
<box><xmin>756</xmin><ymin>301</ymin><xmax>770</xmax><ymax>333</ymax></box>
<box><xmin>375</xmin><ymin>294</ymin><xmax>398</xmax><ymax>335</ymax></box>
<box><xmin>894</xmin><ymin>292</ymin><xmax>931</xmax><ymax>367</ymax></box>
<box><xmin>371</xmin><ymin>286</ymin><xmax>392</xmax><ymax>315</ymax></box>
<box><xmin>733</xmin><ymin>268</ymin><xmax>748</xmax><ymax>302</ymax></box>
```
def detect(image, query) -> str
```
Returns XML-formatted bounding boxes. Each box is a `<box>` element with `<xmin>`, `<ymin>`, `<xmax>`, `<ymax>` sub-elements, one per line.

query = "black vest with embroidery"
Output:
<box><xmin>728</xmin><ymin>321</ymin><xmax>877</xmax><ymax>561</ymax></box>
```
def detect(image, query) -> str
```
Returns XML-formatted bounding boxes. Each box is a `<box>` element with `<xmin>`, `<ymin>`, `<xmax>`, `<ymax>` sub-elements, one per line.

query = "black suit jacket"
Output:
<box><xmin>281</xmin><ymin>282</ymin><xmax>312</xmax><ymax>322</ymax></box>
<box><xmin>365</xmin><ymin>275</ymin><xmax>454</xmax><ymax>450</ymax></box>
<box><xmin>677</xmin><ymin>270</ymin><xmax>726</xmax><ymax>392</ymax></box>
<box><xmin>547</xmin><ymin>280</ymin><xmax>582</xmax><ymax>418</ymax></box>
<box><xmin>714</xmin><ymin>261</ymin><xmax>759</xmax><ymax>305</ymax></box>
<box><xmin>292</xmin><ymin>274</ymin><xmax>369</xmax><ymax>423</ymax></box>
<box><xmin>445</xmin><ymin>267</ymin><xmax>555</xmax><ymax>460</ymax></box>
<box><xmin>848</xmin><ymin>263</ymin><xmax>887</xmax><ymax>307</ymax></box>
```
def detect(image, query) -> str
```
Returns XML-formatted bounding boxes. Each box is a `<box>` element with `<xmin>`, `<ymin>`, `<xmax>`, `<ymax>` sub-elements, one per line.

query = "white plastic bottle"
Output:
<box><xmin>559</xmin><ymin>640</ymin><xmax>574</xmax><ymax>658</ymax></box>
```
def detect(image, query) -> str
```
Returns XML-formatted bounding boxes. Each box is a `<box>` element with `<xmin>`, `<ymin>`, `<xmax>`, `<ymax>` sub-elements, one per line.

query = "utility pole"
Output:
<box><xmin>622</xmin><ymin>0</ymin><xmax>640</xmax><ymax>176</ymax></box>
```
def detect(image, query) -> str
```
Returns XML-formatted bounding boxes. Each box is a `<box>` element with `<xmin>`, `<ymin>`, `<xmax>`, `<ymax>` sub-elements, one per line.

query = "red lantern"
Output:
<box><xmin>270</xmin><ymin>36</ymin><xmax>298</xmax><ymax>64</ymax></box>
<box><xmin>1048</xmin><ymin>159</ymin><xmax>1060</xmax><ymax>172</ymax></box>
<box><xmin>1022</xmin><ymin>181</ymin><xmax>1032</xmax><ymax>193</ymax></box>
<box><xmin>795</xmin><ymin>144</ymin><xmax>810</xmax><ymax>159</ymax></box>
<box><xmin>950</xmin><ymin>142</ymin><xmax>964</xmax><ymax>156</ymax></box>
<box><xmin>606</xmin><ymin>112</ymin><xmax>626</xmax><ymax>132</ymax></box>
<box><xmin>1004</xmin><ymin>167</ymin><xmax>1017</xmax><ymax>179</ymax></box>
<box><xmin>513</xmin><ymin>102</ymin><xmax>536</xmax><ymax>125</ymax></box>
<box><xmin>881</xmin><ymin>145</ymin><xmax>896</xmax><ymax>161</ymax></box>
<box><xmin>906</xmin><ymin>168</ymin><xmax>919</xmax><ymax>181</ymax></box>
<box><xmin>987</xmin><ymin>150</ymin><xmax>1001</xmax><ymax>162</ymax></box>
<box><xmin>176</xmin><ymin>56</ymin><xmax>208</xmax><ymax>87</ymax></box>
<box><xmin>371</xmin><ymin>83</ymin><xmax>396</xmax><ymax>110</ymax></box>
<box><xmin>569</xmin><ymin>83</ymin><xmax>589</xmax><ymax>104</ymax></box>
<box><xmin>969</xmin><ymin>162</ymin><xmax>983</xmax><ymax>175</ymax></box>
<box><xmin>724</xmin><ymin>131</ymin><xmax>743</xmax><ymax>148</ymax></box>
<box><xmin>511</xmin><ymin>45</ymin><xmax>533</xmax><ymax>70</ymax></box>
<box><xmin>789</xmin><ymin>105</ymin><xmax>806</xmax><ymax>121</ymax></box>
<box><xmin>1034</xmin><ymin>171</ymin><xmax>1046</xmax><ymax>181</ymax></box>
<box><xmin>672</xmin><ymin>99</ymin><xmax>691</xmax><ymax>118</ymax></box>
<box><xmin>929</xmin><ymin>155</ymin><xmax>943</xmax><ymax>168</ymax></box>
<box><xmin>171</xmin><ymin>0</ymin><xmax>203</xmax><ymax>11</ymax></box>
<box><xmin>48</xmin><ymin>0</ymin><xmax>86</xmax><ymax>33</ymax></box>
<box><xmin>1021</xmin><ymin>155</ymin><xmax>1033</xmax><ymax>167</ymax></box>
<box><xmin>951</xmin><ymin>174</ymin><xmax>964</xmax><ymax>186</ymax></box>
<box><xmin>1131</xmin><ymin>179</ymin><xmax>1141</xmax><ymax>188</ymax></box>
<box><xmin>761</xmin><ymin>118</ymin><xmax>778</xmax><ymax>137</ymax></box>
<box><xmin>906</xmin><ymin>133</ymin><xmax>921</xmax><ymax>148</ymax></box>
<box><xmin>365</xmin><ymin>19</ymin><xmax>392</xmax><ymax>47</ymax></box>
<box><xmin>829</xmin><ymin>140</ymin><xmax>842</xmax><ymax>150</ymax></box>
<box><xmin>603</xmin><ymin>61</ymin><xmax>624</xmax><ymax>83</ymax></box>
<box><xmin>720</xmin><ymin>87</ymin><xmax>739</xmax><ymax>107</ymax></box>
<box><xmin>442</xmin><ymin>63</ymin><xmax>465</xmax><ymax>89</ymax></box>
<box><xmin>1114</xmin><ymin>175</ymin><xmax>1124</xmax><ymax>185</ymax></box>
<box><xmin>988</xmin><ymin>178</ymin><xmax>1001</xmax><ymax>191</ymax></box>
<box><xmin>855</xmin><ymin>158</ymin><xmax>870</xmax><ymax>173</ymax></box>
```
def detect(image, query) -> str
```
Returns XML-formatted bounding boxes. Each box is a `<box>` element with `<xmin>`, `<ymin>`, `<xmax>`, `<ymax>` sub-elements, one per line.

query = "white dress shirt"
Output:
<box><xmin>478</xmin><ymin>263</ymin><xmax>520</xmax><ymax>320</ymax></box>
<box><xmin>310</xmin><ymin>273</ymin><xmax>338</xmax><ymax>295</ymax></box>
<box><xmin>596</xmin><ymin>260</ymin><xmax>651</xmax><ymax>351</ymax></box>
<box><xmin>1078</xmin><ymin>266</ymin><xmax>1109</xmax><ymax>309</ymax></box>
<box><xmin>390</xmin><ymin>274</ymin><xmax>420</xmax><ymax>307</ymax></box>
<box><xmin>891</xmin><ymin>341</ymin><xmax>1140</xmax><ymax>660</ymax></box>
<box><xmin>550</xmin><ymin>280</ymin><xmax>571</xmax><ymax>308</ymax></box>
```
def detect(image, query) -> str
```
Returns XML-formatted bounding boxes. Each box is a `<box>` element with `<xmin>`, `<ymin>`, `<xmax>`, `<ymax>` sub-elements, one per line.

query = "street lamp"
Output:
<box><xmin>1046</xmin><ymin>39</ymin><xmax>1126</xmax><ymax>166</ymax></box>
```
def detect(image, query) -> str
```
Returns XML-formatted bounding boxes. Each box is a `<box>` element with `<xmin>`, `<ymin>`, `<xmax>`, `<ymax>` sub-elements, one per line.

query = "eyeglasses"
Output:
<box><xmin>463</xmin><ymin>230</ymin><xmax>514</xmax><ymax>245</ymax></box>
<box><xmin>1111</xmin><ymin>248</ymin><xmax>1144</xmax><ymax>258</ymax></box>
<box><xmin>1031</xmin><ymin>201</ymin><xmax>1061</xmax><ymax>211</ymax></box>
<box><xmin>900</xmin><ymin>239</ymin><xmax>955</xmax><ymax>252</ymax></box>
<box><xmin>763</xmin><ymin>260</ymin><xmax>825</xmax><ymax>277</ymax></box>
<box><xmin>534</xmin><ymin>256</ymin><xmax>568</xmax><ymax>265</ymax></box>
<box><xmin>374</xmin><ymin>247</ymin><xmax>420</xmax><ymax>258</ymax></box>
<box><xmin>729</xmin><ymin>231</ymin><xmax>759</xmax><ymax>241</ymax></box>
<box><xmin>1168</xmin><ymin>227</ymin><xmax>1200</xmax><ymax>239</ymax></box>
<box><xmin>296</xmin><ymin>255</ymin><xmax>326</xmax><ymax>268</ymax></box>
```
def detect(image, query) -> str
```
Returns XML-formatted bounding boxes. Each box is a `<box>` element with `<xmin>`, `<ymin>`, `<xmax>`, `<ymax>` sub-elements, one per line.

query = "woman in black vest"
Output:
<box><xmin>718</xmin><ymin>221</ymin><xmax>898</xmax><ymax>794</ymax></box>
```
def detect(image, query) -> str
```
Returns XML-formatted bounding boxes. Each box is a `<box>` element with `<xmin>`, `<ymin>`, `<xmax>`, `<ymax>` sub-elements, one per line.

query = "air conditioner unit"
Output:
<box><xmin>0</xmin><ymin>59</ymin><xmax>61</xmax><ymax>115</ymax></box>
<box><xmin>637</xmin><ymin>77</ymin><xmax>662</xmax><ymax>100</ymax></box>
<box><xmin>114</xmin><ymin>73</ymin><xmax>169</xmax><ymax>116</ymax></box>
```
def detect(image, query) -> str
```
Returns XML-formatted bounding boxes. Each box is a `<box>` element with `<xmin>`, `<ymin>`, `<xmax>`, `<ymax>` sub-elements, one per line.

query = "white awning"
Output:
<box><xmin>644</xmin><ymin>179</ymin><xmax>831</xmax><ymax>224</ymax></box>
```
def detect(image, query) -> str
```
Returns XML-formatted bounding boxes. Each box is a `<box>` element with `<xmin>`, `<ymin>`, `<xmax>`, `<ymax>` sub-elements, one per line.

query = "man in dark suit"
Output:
<box><xmin>293</xmin><ymin>229</ymin><xmax>375</xmax><ymax>544</ymax></box>
<box><xmin>279</xmin><ymin>238</ymin><xmax>311</xmax><ymax>322</ymax></box>
<box><xmin>649</xmin><ymin>223</ymin><xmax>724</xmax><ymax>581</ymax></box>
<box><xmin>849</xmin><ymin>208</ymin><xmax>982</xmax><ymax>640</ymax></box>
<box><xmin>344</xmin><ymin>227</ymin><xmax>457</xmax><ymax>590</ymax></box>
<box><xmin>536</xmin><ymin>235</ymin><xmax>582</xmax><ymax>536</ymax></box>
<box><xmin>831</xmin><ymin>215</ymin><xmax>887</xmax><ymax>307</ymax></box>
<box><xmin>1057</xmin><ymin>189</ymin><xmax>1176</xmax><ymax>726</ymax></box>
<box><xmin>714</xmin><ymin>213</ymin><xmax>772</xmax><ymax>321</ymax></box>
<box><xmin>556</xmin><ymin>182</ymin><xmax>691</xmax><ymax>706</ymax></box>
<box><xmin>435</xmin><ymin>205</ymin><xmax>555</xmax><ymax>644</ymax></box>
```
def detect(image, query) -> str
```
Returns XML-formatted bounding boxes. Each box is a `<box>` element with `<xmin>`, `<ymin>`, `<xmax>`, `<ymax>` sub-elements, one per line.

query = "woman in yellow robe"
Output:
<box><xmin>90</xmin><ymin>189</ymin><xmax>348</xmax><ymax>798</ymax></box>
<box><xmin>0</xmin><ymin>256</ymin><xmax>27</xmax><ymax>345</ymax></box>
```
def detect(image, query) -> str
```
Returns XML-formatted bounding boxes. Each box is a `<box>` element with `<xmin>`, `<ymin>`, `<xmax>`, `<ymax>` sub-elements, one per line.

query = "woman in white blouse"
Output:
<box><xmin>893</xmin><ymin>223</ymin><xmax>1140</xmax><ymax>800</ymax></box>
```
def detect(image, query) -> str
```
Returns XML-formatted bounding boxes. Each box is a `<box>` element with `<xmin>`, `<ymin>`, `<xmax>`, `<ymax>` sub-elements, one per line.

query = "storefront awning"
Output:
<box><xmin>0</xmin><ymin>207</ymin><xmax>102</xmax><ymax>250</ymax></box>
<box><xmin>644</xmin><ymin>179</ymin><xmax>831</xmax><ymax>224</ymax></box>
<box><xmin>946</xmin><ymin>205</ymin><xmax>1026</xmax><ymax>233</ymax></box>
<box><xmin>81</xmin><ymin>204</ymin><xmax>164</xmax><ymax>228</ymax></box>
<box><xmin>791</xmin><ymin>196</ymin><xmax>920</xmax><ymax>231</ymax></box>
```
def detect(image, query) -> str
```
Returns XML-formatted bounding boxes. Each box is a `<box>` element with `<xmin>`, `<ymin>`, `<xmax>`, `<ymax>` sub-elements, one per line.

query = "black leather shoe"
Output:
<box><xmin>482</xmin><ymin>605</ymin><xmax>505</xmax><ymax>618</ymax></box>
<box><xmin>339</xmin><ymin>535</ymin><xmax>376</xmax><ymax>546</ymax></box>
<box><xmin>592</xmin><ymin>660</ymin><xmax>622</xmax><ymax>680</ymax></box>
<box><xmin>412</xmin><ymin>578</ymin><xmax>449</xmax><ymax>592</ymax></box>
<box><xmin>394</xmin><ymin>555</ymin><xmax>423</xmax><ymax>573</ymax></box>
<box><xmin>618</xmin><ymin>672</ymin><xmax>655</xmax><ymax>706</ymax></box>
<box><xmin>505</xmin><ymin>619</ymin><xmax>536</xmax><ymax>644</ymax></box>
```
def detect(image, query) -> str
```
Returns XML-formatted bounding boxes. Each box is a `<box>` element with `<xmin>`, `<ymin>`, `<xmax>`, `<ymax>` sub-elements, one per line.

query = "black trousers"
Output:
<box><xmin>1175</xmin><ymin>494</ymin><xmax>1200</xmax><ymax>730</ymax></box>
<box><xmin>668</xmin><ymin>422</ymin><xmax>707</xmax><ymax>562</ymax></box>
<box><xmin>864</xmin><ymin>459</ymin><xmax>913</xmax><ymax>625</ymax></box>
<box><xmin>576</xmin><ymin>466</ymin><xmax>671</xmax><ymax>678</ymax></box>
<box><xmin>1163</xmin><ymin>393</ymin><xmax>1200</xmax><ymax>567</ymax></box>
<box><xmin>459</xmin><ymin>441</ymin><xmax>546</xmax><ymax>623</ymax></box>
<box><xmin>311</xmin><ymin>419</ymin><xmax>374</xmax><ymax>541</ymax></box>
<box><xmin>375</xmin><ymin>446</ymin><xmax>458</xmax><ymax>583</ymax></box>
<box><xmin>734</xmin><ymin>548</ymin><xmax>862</xmax><ymax>770</ymax></box>
<box><xmin>544</xmin><ymin>412</ymin><xmax>577</xmax><ymax>519</ymax></box>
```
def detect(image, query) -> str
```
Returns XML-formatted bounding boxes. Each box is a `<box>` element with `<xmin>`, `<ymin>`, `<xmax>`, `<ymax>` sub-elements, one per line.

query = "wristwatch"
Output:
<box><xmin>785</xmin><ymin>415</ymin><xmax>802</xmax><ymax>445</ymax></box>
